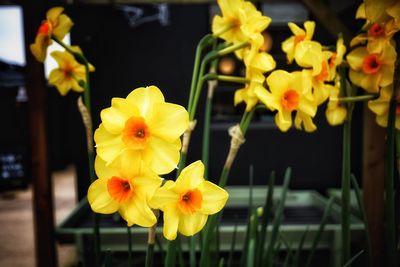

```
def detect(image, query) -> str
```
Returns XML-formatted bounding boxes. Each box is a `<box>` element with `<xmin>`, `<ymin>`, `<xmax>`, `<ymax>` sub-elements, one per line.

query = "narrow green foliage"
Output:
<box><xmin>256</xmin><ymin>171</ymin><xmax>275</xmax><ymax>267</ymax></box>
<box><xmin>145</xmin><ymin>244</ymin><xmax>154</xmax><ymax>267</ymax></box>
<box><xmin>127</xmin><ymin>226</ymin><xmax>132</xmax><ymax>267</ymax></box>
<box><xmin>350</xmin><ymin>174</ymin><xmax>371</xmax><ymax>266</ymax></box>
<box><xmin>104</xmin><ymin>250</ymin><xmax>113</xmax><ymax>267</ymax></box>
<box><xmin>343</xmin><ymin>250</ymin><xmax>365</xmax><ymax>267</ymax></box>
<box><xmin>291</xmin><ymin>226</ymin><xmax>309</xmax><ymax>267</ymax></box>
<box><xmin>305</xmin><ymin>196</ymin><xmax>335</xmax><ymax>267</ymax></box>
<box><xmin>227</xmin><ymin>215</ymin><xmax>239</xmax><ymax>267</ymax></box>
<box><xmin>263</xmin><ymin>168</ymin><xmax>291</xmax><ymax>267</ymax></box>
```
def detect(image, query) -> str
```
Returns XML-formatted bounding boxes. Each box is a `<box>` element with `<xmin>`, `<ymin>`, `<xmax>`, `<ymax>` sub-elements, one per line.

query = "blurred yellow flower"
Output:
<box><xmin>94</xmin><ymin>86</ymin><xmax>189</xmax><ymax>175</ymax></box>
<box><xmin>368</xmin><ymin>85</ymin><xmax>400</xmax><ymax>129</ymax></box>
<box><xmin>30</xmin><ymin>7</ymin><xmax>73</xmax><ymax>62</ymax></box>
<box><xmin>325</xmin><ymin>82</ymin><xmax>347</xmax><ymax>126</ymax></box>
<box><xmin>328</xmin><ymin>37</ymin><xmax>346</xmax><ymax>80</ymax></box>
<box><xmin>282</xmin><ymin>21</ymin><xmax>315</xmax><ymax>64</ymax></box>
<box><xmin>48</xmin><ymin>48</ymin><xmax>95</xmax><ymax>96</ymax></box>
<box><xmin>347</xmin><ymin>44</ymin><xmax>396</xmax><ymax>93</ymax></box>
<box><xmin>149</xmin><ymin>161</ymin><xmax>228</xmax><ymax>240</ymax></box>
<box><xmin>88</xmin><ymin>157</ymin><xmax>162</xmax><ymax>227</ymax></box>
<box><xmin>255</xmin><ymin>70</ymin><xmax>316</xmax><ymax>132</ymax></box>
<box><xmin>234</xmin><ymin>70</ymin><xmax>265</xmax><ymax>112</ymax></box>
<box><xmin>212</xmin><ymin>0</ymin><xmax>271</xmax><ymax>59</ymax></box>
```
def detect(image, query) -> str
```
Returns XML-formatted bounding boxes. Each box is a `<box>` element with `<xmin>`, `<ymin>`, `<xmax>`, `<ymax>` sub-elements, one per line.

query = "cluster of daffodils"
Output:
<box><xmin>213</xmin><ymin>0</ymin><xmax>399</xmax><ymax>133</ymax></box>
<box><xmin>90</xmin><ymin>86</ymin><xmax>228</xmax><ymax>240</ymax></box>
<box><xmin>30</xmin><ymin>7</ymin><xmax>228</xmax><ymax>241</ymax></box>
<box><xmin>347</xmin><ymin>1</ymin><xmax>400</xmax><ymax>128</ymax></box>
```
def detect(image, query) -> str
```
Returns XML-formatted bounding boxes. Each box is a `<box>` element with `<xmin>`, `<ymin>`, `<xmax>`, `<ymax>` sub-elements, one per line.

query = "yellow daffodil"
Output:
<box><xmin>347</xmin><ymin>44</ymin><xmax>396</xmax><ymax>93</ymax></box>
<box><xmin>88</xmin><ymin>156</ymin><xmax>162</xmax><ymax>227</ymax></box>
<box><xmin>243</xmin><ymin>38</ymin><xmax>276</xmax><ymax>74</ymax></box>
<box><xmin>325</xmin><ymin>81</ymin><xmax>347</xmax><ymax>126</ymax></box>
<box><xmin>30</xmin><ymin>7</ymin><xmax>73</xmax><ymax>62</ymax></box>
<box><xmin>328</xmin><ymin>37</ymin><xmax>346</xmax><ymax>80</ymax></box>
<box><xmin>149</xmin><ymin>161</ymin><xmax>228</xmax><ymax>240</ymax></box>
<box><xmin>48</xmin><ymin>48</ymin><xmax>95</xmax><ymax>96</ymax></box>
<box><xmin>212</xmin><ymin>0</ymin><xmax>271</xmax><ymax>59</ymax></box>
<box><xmin>294</xmin><ymin>111</ymin><xmax>317</xmax><ymax>132</ymax></box>
<box><xmin>234</xmin><ymin>70</ymin><xmax>265</xmax><ymax>111</ymax></box>
<box><xmin>364</xmin><ymin>0</ymin><xmax>398</xmax><ymax>23</ymax></box>
<box><xmin>350</xmin><ymin>21</ymin><xmax>399</xmax><ymax>53</ymax></box>
<box><xmin>94</xmin><ymin>86</ymin><xmax>189</xmax><ymax>175</ymax></box>
<box><xmin>255</xmin><ymin>70</ymin><xmax>316</xmax><ymax>132</ymax></box>
<box><xmin>368</xmin><ymin>85</ymin><xmax>400</xmax><ymax>129</ymax></box>
<box><xmin>282</xmin><ymin>21</ymin><xmax>316</xmax><ymax>64</ymax></box>
<box><xmin>294</xmin><ymin>40</ymin><xmax>326</xmax><ymax>76</ymax></box>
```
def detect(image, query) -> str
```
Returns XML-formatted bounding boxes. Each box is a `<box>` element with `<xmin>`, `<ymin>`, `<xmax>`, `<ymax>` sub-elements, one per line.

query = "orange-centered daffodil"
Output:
<box><xmin>87</xmin><ymin>156</ymin><xmax>162</xmax><ymax>227</ymax></box>
<box><xmin>30</xmin><ymin>7</ymin><xmax>73</xmax><ymax>62</ymax></box>
<box><xmin>149</xmin><ymin>161</ymin><xmax>228</xmax><ymax>240</ymax></box>
<box><xmin>48</xmin><ymin>48</ymin><xmax>95</xmax><ymax>96</ymax></box>
<box><xmin>347</xmin><ymin>44</ymin><xmax>396</xmax><ymax>93</ymax></box>
<box><xmin>255</xmin><ymin>70</ymin><xmax>316</xmax><ymax>132</ymax></box>
<box><xmin>282</xmin><ymin>21</ymin><xmax>316</xmax><ymax>64</ymax></box>
<box><xmin>94</xmin><ymin>86</ymin><xmax>189</xmax><ymax>175</ymax></box>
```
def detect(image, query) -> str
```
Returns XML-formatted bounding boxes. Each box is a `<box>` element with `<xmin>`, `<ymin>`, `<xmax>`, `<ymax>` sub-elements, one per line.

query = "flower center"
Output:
<box><xmin>38</xmin><ymin>21</ymin><xmax>50</xmax><ymax>35</ymax></box>
<box><xmin>107</xmin><ymin>176</ymin><xmax>134</xmax><ymax>203</ymax></box>
<box><xmin>294</xmin><ymin>35</ymin><xmax>305</xmax><ymax>45</ymax></box>
<box><xmin>281</xmin><ymin>90</ymin><xmax>299</xmax><ymax>112</ymax></box>
<box><xmin>362</xmin><ymin>54</ymin><xmax>381</xmax><ymax>74</ymax></box>
<box><xmin>63</xmin><ymin>63</ymin><xmax>74</xmax><ymax>79</ymax></box>
<box><xmin>122</xmin><ymin>116</ymin><xmax>150</xmax><ymax>149</ymax></box>
<box><xmin>368</xmin><ymin>23</ymin><xmax>385</xmax><ymax>38</ymax></box>
<box><xmin>316</xmin><ymin>61</ymin><xmax>329</xmax><ymax>81</ymax></box>
<box><xmin>178</xmin><ymin>189</ymin><xmax>202</xmax><ymax>215</ymax></box>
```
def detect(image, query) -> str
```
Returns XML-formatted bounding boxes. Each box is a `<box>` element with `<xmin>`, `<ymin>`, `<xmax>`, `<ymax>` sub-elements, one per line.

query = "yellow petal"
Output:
<box><xmin>326</xmin><ymin>106</ymin><xmax>347</xmax><ymax>126</ymax></box>
<box><xmin>198</xmin><ymin>181</ymin><xmax>229</xmax><ymax>215</ymax></box>
<box><xmin>163</xmin><ymin>205</ymin><xmax>180</xmax><ymax>240</ymax></box>
<box><xmin>350</xmin><ymin>33</ymin><xmax>367</xmax><ymax>47</ymax></box>
<box><xmin>294</xmin><ymin>112</ymin><xmax>317</xmax><ymax>132</ymax></box>
<box><xmin>131</xmin><ymin>169</ymin><xmax>162</xmax><ymax>199</ymax></box>
<box><xmin>379</xmin><ymin>65</ymin><xmax>395</xmax><ymax>87</ymax></box>
<box><xmin>119</xmin><ymin>195</ymin><xmax>157</xmax><ymax>227</ymax></box>
<box><xmin>148</xmin><ymin>102</ymin><xmax>189</xmax><ymax>142</ymax></box>
<box><xmin>356</xmin><ymin>3</ymin><xmax>366</xmax><ymax>19</ymax></box>
<box><xmin>254</xmin><ymin>86</ymin><xmax>279</xmax><ymax>111</ymax></box>
<box><xmin>346</xmin><ymin>47</ymin><xmax>368</xmax><ymax>70</ymax></box>
<box><xmin>304</xmin><ymin>21</ymin><xmax>316</xmax><ymax>40</ymax></box>
<box><xmin>294</xmin><ymin>41</ymin><xmax>323</xmax><ymax>75</ymax></box>
<box><xmin>178</xmin><ymin>212</ymin><xmax>208</xmax><ymax>237</ymax></box>
<box><xmin>30</xmin><ymin>34</ymin><xmax>51</xmax><ymax>62</ymax></box>
<box><xmin>94</xmin><ymin>156</ymin><xmax>118</xmax><ymax>180</ymax></box>
<box><xmin>94</xmin><ymin>124</ymin><xmax>125</xmax><ymax>164</ymax></box>
<box><xmin>281</xmin><ymin>36</ymin><xmax>295</xmax><ymax>63</ymax></box>
<box><xmin>117</xmin><ymin>149</ymin><xmax>143</xmax><ymax>178</ymax></box>
<box><xmin>175</xmin><ymin>161</ymin><xmax>205</xmax><ymax>193</ymax></box>
<box><xmin>297</xmin><ymin>96</ymin><xmax>317</xmax><ymax>117</ymax></box>
<box><xmin>364</xmin><ymin>0</ymin><xmax>392</xmax><ymax>23</ymax></box>
<box><xmin>250</xmin><ymin>52</ymin><xmax>276</xmax><ymax>73</ymax></box>
<box><xmin>144</xmin><ymin>137</ymin><xmax>181</xmax><ymax>175</ymax></box>
<box><xmin>275</xmin><ymin>110</ymin><xmax>292</xmax><ymax>132</ymax></box>
<box><xmin>149</xmin><ymin>180</ymin><xmax>179</xmax><ymax>210</ymax></box>
<box><xmin>376</xmin><ymin>113</ymin><xmax>388</xmax><ymax>127</ymax></box>
<box><xmin>52</xmin><ymin>14</ymin><xmax>73</xmax><ymax>40</ymax></box>
<box><xmin>368</xmin><ymin>86</ymin><xmax>391</xmax><ymax>115</ymax></box>
<box><xmin>100</xmin><ymin>98</ymin><xmax>139</xmax><ymax>134</ymax></box>
<box><xmin>46</xmin><ymin>7</ymin><xmax>64</xmax><ymax>24</ymax></box>
<box><xmin>266</xmin><ymin>70</ymin><xmax>291</xmax><ymax>96</ymax></box>
<box><xmin>288</xmin><ymin>22</ymin><xmax>305</xmax><ymax>36</ymax></box>
<box><xmin>87</xmin><ymin>178</ymin><xmax>119</xmax><ymax>214</ymax></box>
<box><xmin>126</xmin><ymin>86</ymin><xmax>165</xmax><ymax>119</ymax></box>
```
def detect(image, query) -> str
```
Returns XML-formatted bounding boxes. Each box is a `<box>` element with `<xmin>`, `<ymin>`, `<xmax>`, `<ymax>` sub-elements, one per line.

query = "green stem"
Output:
<box><xmin>339</xmin><ymin>66</ymin><xmax>354</xmax><ymax>266</ymax></box>
<box><xmin>339</xmin><ymin>94</ymin><xmax>378</xmax><ymax>103</ymax></box>
<box><xmin>145</xmin><ymin>244</ymin><xmax>154</xmax><ymax>267</ymax></box>
<box><xmin>188</xmin><ymin>34</ymin><xmax>214</xmax><ymax>111</ymax></box>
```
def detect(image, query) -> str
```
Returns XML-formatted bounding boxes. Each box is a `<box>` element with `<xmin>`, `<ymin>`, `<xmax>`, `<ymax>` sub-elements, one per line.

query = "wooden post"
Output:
<box><xmin>362</xmin><ymin>104</ymin><xmax>385</xmax><ymax>267</ymax></box>
<box><xmin>19</xmin><ymin>2</ymin><xmax>58</xmax><ymax>267</ymax></box>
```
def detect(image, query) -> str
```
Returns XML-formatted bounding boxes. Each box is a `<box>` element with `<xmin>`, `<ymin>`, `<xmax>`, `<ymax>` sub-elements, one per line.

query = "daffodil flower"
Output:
<box><xmin>368</xmin><ymin>85</ymin><xmax>400</xmax><ymax>129</ymax></box>
<box><xmin>30</xmin><ymin>7</ymin><xmax>73</xmax><ymax>62</ymax></box>
<box><xmin>212</xmin><ymin>0</ymin><xmax>271</xmax><ymax>59</ymax></box>
<box><xmin>347</xmin><ymin>44</ymin><xmax>396</xmax><ymax>93</ymax></box>
<box><xmin>48</xmin><ymin>48</ymin><xmax>95</xmax><ymax>96</ymax></box>
<box><xmin>87</xmin><ymin>157</ymin><xmax>162</xmax><ymax>227</ymax></box>
<box><xmin>149</xmin><ymin>161</ymin><xmax>228</xmax><ymax>240</ymax></box>
<box><xmin>234</xmin><ymin>70</ymin><xmax>266</xmax><ymax>111</ymax></box>
<box><xmin>282</xmin><ymin>21</ymin><xmax>316</xmax><ymax>64</ymax></box>
<box><xmin>328</xmin><ymin>37</ymin><xmax>346</xmax><ymax>81</ymax></box>
<box><xmin>325</xmin><ymin>81</ymin><xmax>347</xmax><ymax>126</ymax></box>
<box><xmin>255</xmin><ymin>70</ymin><xmax>316</xmax><ymax>132</ymax></box>
<box><xmin>94</xmin><ymin>86</ymin><xmax>189</xmax><ymax>175</ymax></box>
